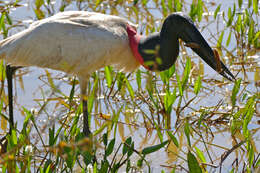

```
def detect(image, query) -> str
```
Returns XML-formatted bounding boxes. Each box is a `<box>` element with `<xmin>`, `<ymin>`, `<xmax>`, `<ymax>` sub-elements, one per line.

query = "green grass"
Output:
<box><xmin>0</xmin><ymin>0</ymin><xmax>259</xmax><ymax>172</ymax></box>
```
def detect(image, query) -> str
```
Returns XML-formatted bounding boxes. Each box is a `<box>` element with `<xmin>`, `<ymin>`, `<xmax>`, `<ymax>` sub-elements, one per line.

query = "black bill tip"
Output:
<box><xmin>219</xmin><ymin>61</ymin><xmax>236</xmax><ymax>81</ymax></box>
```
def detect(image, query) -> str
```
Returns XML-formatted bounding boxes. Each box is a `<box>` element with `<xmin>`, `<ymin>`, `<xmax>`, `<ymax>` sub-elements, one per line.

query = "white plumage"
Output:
<box><xmin>0</xmin><ymin>11</ymin><xmax>141</xmax><ymax>135</ymax></box>
<box><xmin>0</xmin><ymin>11</ymin><xmax>140</xmax><ymax>76</ymax></box>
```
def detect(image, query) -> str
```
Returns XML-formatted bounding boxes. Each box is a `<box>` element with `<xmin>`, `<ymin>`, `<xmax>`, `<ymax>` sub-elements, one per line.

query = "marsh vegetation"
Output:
<box><xmin>0</xmin><ymin>0</ymin><xmax>259</xmax><ymax>172</ymax></box>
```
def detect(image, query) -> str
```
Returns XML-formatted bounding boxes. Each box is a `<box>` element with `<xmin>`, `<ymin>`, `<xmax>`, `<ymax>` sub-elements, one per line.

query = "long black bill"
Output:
<box><xmin>174</xmin><ymin>14</ymin><xmax>236</xmax><ymax>81</ymax></box>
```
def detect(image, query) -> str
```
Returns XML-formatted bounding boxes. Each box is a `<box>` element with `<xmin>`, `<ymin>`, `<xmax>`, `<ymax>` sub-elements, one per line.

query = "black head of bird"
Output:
<box><xmin>137</xmin><ymin>13</ymin><xmax>235</xmax><ymax>81</ymax></box>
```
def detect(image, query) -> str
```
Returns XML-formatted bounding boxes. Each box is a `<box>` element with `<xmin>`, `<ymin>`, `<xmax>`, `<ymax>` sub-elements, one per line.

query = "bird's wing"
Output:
<box><xmin>0</xmin><ymin>11</ymin><xmax>139</xmax><ymax>76</ymax></box>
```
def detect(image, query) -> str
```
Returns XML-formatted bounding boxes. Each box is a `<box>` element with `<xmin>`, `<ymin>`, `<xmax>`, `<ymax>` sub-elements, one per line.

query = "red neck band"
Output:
<box><xmin>126</xmin><ymin>25</ymin><xmax>148</xmax><ymax>69</ymax></box>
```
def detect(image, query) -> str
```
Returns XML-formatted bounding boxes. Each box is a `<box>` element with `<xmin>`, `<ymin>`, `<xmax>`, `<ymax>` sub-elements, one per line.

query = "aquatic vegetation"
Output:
<box><xmin>0</xmin><ymin>0</ymin><xmax>259</xmax><ymax>172</ymax></box>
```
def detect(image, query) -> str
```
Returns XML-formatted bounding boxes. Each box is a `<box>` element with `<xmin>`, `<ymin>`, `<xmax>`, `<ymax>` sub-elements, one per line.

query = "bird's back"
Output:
<box><xmin>0</xmin><ymin>11</ymin><xmax>140</xmax><ymax>77</ymax></box>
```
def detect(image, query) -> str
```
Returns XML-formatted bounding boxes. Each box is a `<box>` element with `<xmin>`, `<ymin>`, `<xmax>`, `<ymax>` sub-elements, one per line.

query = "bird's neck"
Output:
<box><xmin>136</xmin><ymin>32</ymin><xmax>179</xmax><ymax>71</ymax></box>
<box><xmin>158</xmin><ymin>32</ymin><xmax>179</xmax><ymax>71</ymax></box>
<box><xmin>127</xmin><ymin>24</ymin><xmax>179</xmax><ymax>71</ymax></box>
<box><xmin>126</xmin><ymin>25</ymin><xmax>149</xmax><ymax>69</ymax></box>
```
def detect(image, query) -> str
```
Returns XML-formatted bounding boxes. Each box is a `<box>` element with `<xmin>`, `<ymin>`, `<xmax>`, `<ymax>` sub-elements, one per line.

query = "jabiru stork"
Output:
<box><xmin>0</xmin><ymin>11</ymin><xmax>235</xmax><ymax>137</ymax></box>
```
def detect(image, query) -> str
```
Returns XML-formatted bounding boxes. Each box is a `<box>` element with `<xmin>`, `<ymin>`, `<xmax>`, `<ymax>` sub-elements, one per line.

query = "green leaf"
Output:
<box><xmin>35</xmin><ymin>0</ymin><xmax>44</xmax><ymax>9</ymax></box>
<box><xmin>189</xmin><ymin>3</ymin><xmax>196</xmax><ymax>21</ymax></box>
<box><xmin>214</xmin><ymin>5</ymin><xmax>221</xmax><ymax>19</ymax></box>
<box><xmin>117</xmin><ymin>72</ymin><xmax>124</xmax><ymax>91</ymax></box>
<box><xmin>136</xmin><ymin>69</ymin><xmax>141</xmax><ymax>90</ymax></box>
<box><xmin>248</xmin><ymin>143</ymin><xmax>254</xmax><ymax>166</ymax></box>
<box><xmin>88</xmin><ymin>74</ymin><xmax>98</xmax><ymax>113</ymax></box>
<box><xmin>123</xmin><ymin>137</ymin><xmax>132</xmax><ymax>155</ymax></box>
<box><xmin>34</xmin><ymin>9</ymin><xmax>45</xmax><ymax>20</ymax></box>
<box><xmin>198</xmin><ymin>110</ymin><xmax>207</xmax><ymax>128</ymax></box>
<box><xmin>100</xmin><ymin>160</ymin><xmax>109</xmax><ymax>172</ymax></box>
<box><xmin>174</xmin><ymin>0</ymin><xmax>182</xmax><ymax>11</ymax></box>
<box><xmin>248</xmin><ymin>21</ymin><xmax>254</xmax><ymax>44</ymax></box>
<box><xmin>168</xmin><ymin>0</ymin><xmax>173</xmax><ymax>12</ymax></box>
<box><xmin>15</xmin><ymin>165</ymin><xmax>19</xmax><ymax>173</ymax></box>
<box><xmin>105</xmin><ymin>138</ymin><xmax>115</xmax><ymax>156</ymax></box>
<box><xmin>197</xmin><ymin>0</ymin><xmax>203</xmax><ymax>22</ymax></box>
<box><xmin>104</xmin><ymin>66</ymin><xmax>112</xmax><ymax>88</ymax></box>
<box><xmin>184</xmin><ymin>121</ymin><xmax>191</xmax><ymax>147</ymax></box>
<box><xmin>96</xmin><ymin>0</ymin><xmax>102</xmax><ymax>6</ymax></box>
<box><xmin>68</xmin><ymin>78</ymin><xmax>76</xmax><ymax>104</ymax></box>
<box><xmin>141</xmin><ymin>140</ymin><xmax>169</xmax><ymax>155</ymax></box>
<box><xmin>2</xmin><ymin>165</ymin><xmax>6</xmax><ymax>173</ymax></box>
<box><xmin>137</xmin><ymin>157</ymin><xmax>144</xmax><ymax>167</ymax></box>
<box><xmin>176</xmin><ymin>73</ymin><xmax>183</xmax><ymax>96</ymax></box>
<box><xmin>43</xmin><ymin>160</ymin><xmax>52</xmax><ymax>173</ymax></box>
<box><xmin>238</xmin><ymin>0</ymin><xmax>243</xmax><ymax>8</ymax></box>
<box><xmin>127</xmin><ymin>142</ymin><xmax>134</xmax><ymax>158</ymax></box>
<box><xmin>125</xmin><ymin>78</ymin><xmax>134</xmax><ymax>99</ymax></box>
<box><xmin>166</xmin><ymin>131</ymin><xmax>179</xmax><ymax>147</ymax></box>
<box><xmin>0</xmin><ymin>96</ymin><xmax>3</xmax><ymax>114</ymax></box>
<box><xmin>195</xmin><ymin>147</ymin><xmax>206</xmax><ymax>163</ymax></box>
<box><xmin>5</xmin><ymin>13</ymin><xmax>12</xmax><ymax>25</ymax></box>
<box><xmin>161</xmin><ymin>0</ymin><xmax>167</xmax><ymax>16</ymax></box>
<box><xmin>253</xmin><ymin>31</ymin><xmax>260</xmax><ymax>42</ymax></box>
<box><xmin>103</xmin><ymin>133</ymin><xmax>108</xmax><ymax>146</ymax></box>
<box><xmin>187</xmin><ymin>151</ymin><xmax>202</xmax><ymax>173</ymax></box>
<box><xmin>53</xmin><ymin>126</ymin><xmax>62</xmax><ymax>145</ymax></box>
<box><xmin>20</xmin><ymin>107</ymin><xmax>33</xmax><ymax>136</ymax></box>
<box><xmin>164</xmin><ymin>88</ymin><xmax>177</xmax><ymax>114</ymax></box>
<box><xmin>242</xmin><ymin>95</ymin><xmax>256</xmax><ymax>136</ymax></box>
<box><xmin>160</xmin><ymin>70</ymin><xmax>167</xmax><ymax>84</ymax></box>
<box><xmin>253</xmin><ymin>0</ymin><xmax>258</xmax><ymax>14</ymax></box>
<box><xmin>217</xmin><ymin>31</ymin><xmax>224</xmax><ymax>48</ymax></box>
<box><xmin>0</xmin><ymin>14</ymin><xmax>5</xmax><ymax>33</ymax></box>
<box><xmin>49</xmin><ymin>126</ymin><xmax>55</xmax><ymax>146</ymax></box>
<box><xmin>235</xmin><ymin>14</ymin><xmax>242</xmax><ymax>33</ymax></box>
<box><xmin>154</xmin><ymin>122</ymin><xmax>163</xmax><ymax>142</ymax></box>
<box><xmin>160</xmin><ymin>65</ymin><xmax>175</xmax><ymax>85</ymax></box>
<box><xmin>168</xmin><ymin>65</ymin><xmax>175</xmax><ymax>78</ymax></box>
<box><xmin>231</xmin><ymin>79</ymin><xmax>241</xmax><ymax>107</ymax></box>
<box><xmin>11</xmin><ymin>129</ymin><xmax>17</xmax><ymax>145</ymax></box>
<box><xmin>93</xmin><ymin>162</ymin><xmax>97</xmax><ymax>173</ymax></box>
<box><xmin>248</xmin><ymin>0</ymin><xmax>252</xmax><ymax>7</ymax></box>
<box><xmin>226</xmin><ymin>29</ymin><xmax>232</xmax><ymax>46</ymax></box>
<box><xmin>45</xmin><ymin>70</ymin><xmax>56</xmax><ymax>91</ymax></box>
<box><xmin>141</xmin><ymin>0</ymin><xmax>148</xmax><ymax>6</ymax></box>
<box><xmin>182</xmin><ymin>58</ymin><xmax>191</xmax><ymax>89</ymax></box>
<box><xmin>194</xmin><ymin>75</ymin><xmax>201</xmax><ymax>95</ymax></box>
<box><xmin>147</xmin><ymin>86</ymin><xmax>159</xmax><ymax>109</ymax></box>
<box><xmin>93</xmin><ymin>122</ymin><xmax>109</xmax><ymax>136</ymax></box>
<box><xmin>0</xmin><ymin>60</ymin><xmax>6</xmax><ymax>81</ymax></box>
<box><xmin>227</xmin><ymin>6</ymin><xmax>235</xmax><ymax>27</ymax></box>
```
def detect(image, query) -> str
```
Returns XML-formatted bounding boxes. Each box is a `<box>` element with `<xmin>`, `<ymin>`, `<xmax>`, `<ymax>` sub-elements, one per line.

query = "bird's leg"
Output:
<box><xmin>79</xmin><ymin>76</ymin><xmax>91</xmax><ymax>136</ymax></box>
<box><xmin>82</xmin><ymin>98</ymin><xmax>91</xmax><ymax>136</ymax></box>
<box><xmin>6</xmin><ymin>66</ymin><xmax>21</xmax><ymax>133</ymax></box>
<box><xmin>6</xmin><ymin>64</ymin><xmax>14</xmax><ymax>134</ymax></box>
<box><xmin>0</xmin><ymin>65</ymin><xmax>17</xmax><ymax>153</ymax></box>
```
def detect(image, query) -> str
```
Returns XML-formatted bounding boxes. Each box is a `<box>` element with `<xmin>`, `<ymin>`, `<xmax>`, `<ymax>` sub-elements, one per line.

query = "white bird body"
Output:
<box><xmin>0</xmin><ymin>11</ymin><xmax>140</xmax><ymax>78</ymax></box>
<box><xmin>0</xmin><ymin>11</ymin><xmax>235</xmax><ymax>136</ymax></box>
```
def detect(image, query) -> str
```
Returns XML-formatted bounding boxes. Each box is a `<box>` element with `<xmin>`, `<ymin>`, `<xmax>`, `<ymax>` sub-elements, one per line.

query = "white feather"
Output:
<box><xmin>0</xmin><ymin>11</ymin><xmax>140</xmax><ymax>79</ymax></box>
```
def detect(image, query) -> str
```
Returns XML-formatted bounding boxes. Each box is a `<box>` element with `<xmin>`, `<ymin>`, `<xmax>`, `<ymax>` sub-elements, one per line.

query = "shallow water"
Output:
<box><xmin>0</xmin><ymin>0</ymin><xmax>259</xmax><ymax>172</ymax></box>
